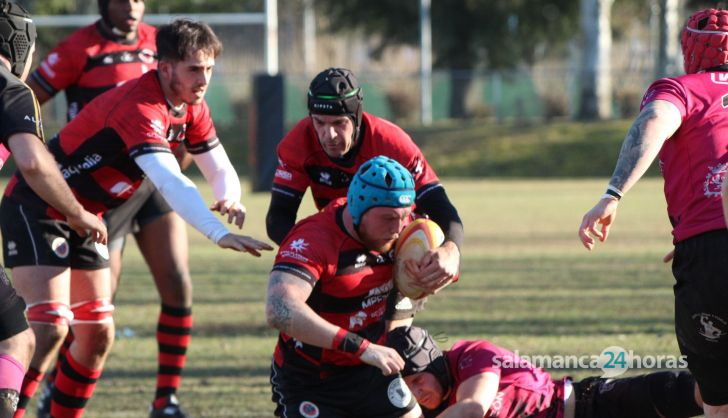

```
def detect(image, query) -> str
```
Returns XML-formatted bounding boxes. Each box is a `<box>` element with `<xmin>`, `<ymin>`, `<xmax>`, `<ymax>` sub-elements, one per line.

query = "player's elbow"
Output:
<box><xmin>456</xmin><ymin>400</ymin><xmax>488</xmax><ymax>418</ymax></box>
<box><xmin>15</xmin><ymin>151</ymin><xmax>45</xmax><ymax>177</ymax></box>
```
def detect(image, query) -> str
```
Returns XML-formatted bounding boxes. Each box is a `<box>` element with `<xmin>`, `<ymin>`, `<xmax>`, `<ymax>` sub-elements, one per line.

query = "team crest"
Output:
<box><xmin>298</xmin><ymin>401</ymin><xmax>319</xmax><ymax>418</ymax></box>
<box><xmin>693</xmin><ymin>313</ymin><xmax>728</xmax><ymax>342</ymax></box>
<box><xmin>51</xmin><ymin>237</ymin><xmax>69</xmax><ymax>259</ymax></box>
<box><xmin>387</xmin><ymin>377</ymin><xmax>412</xmax><ymax>408</ymax></box>
<box><xmin>703</xmin><ymin>163</ymin><xmax>727</xmax><ymax>197</ymax></box>
<box><xmin>95</xmin><ymin>242</ymin><xmax>109</xmax><ymax>261</ymax></box>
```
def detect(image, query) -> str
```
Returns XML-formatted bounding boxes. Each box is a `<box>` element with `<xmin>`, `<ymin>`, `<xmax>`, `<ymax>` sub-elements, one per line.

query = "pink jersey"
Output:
<box><xmin>445</xmin><ymin>340</ymin><xmax>562</xmax><ymax>418</ymax></box>
<box><xmin>641</xmin><ymin>72</ymin><xmax>728</xmax><ymax>242</ymax></box>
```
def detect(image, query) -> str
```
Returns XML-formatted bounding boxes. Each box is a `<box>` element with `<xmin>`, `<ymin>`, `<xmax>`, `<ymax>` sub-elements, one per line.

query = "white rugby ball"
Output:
<box><xmin>393</xmin><ymin>218</ymin><xmax>445</xmax><ymax>299</ymax></box>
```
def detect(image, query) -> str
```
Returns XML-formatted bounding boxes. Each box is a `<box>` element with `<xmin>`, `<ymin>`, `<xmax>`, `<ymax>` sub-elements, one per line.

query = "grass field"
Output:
<box><xmin>12</xmin><ymin>177</ymin><xmax>687</xmax><ymax>417</ymax></box>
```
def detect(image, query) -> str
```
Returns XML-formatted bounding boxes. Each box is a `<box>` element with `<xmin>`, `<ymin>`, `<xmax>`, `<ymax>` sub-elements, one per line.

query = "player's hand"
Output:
<box><xmin>217</xmin><ymin>233</ymin><xmax>273</xmax><ymax>256</ymax></box>
<box><xmin>405</xmin><ymin>241</ymin><xmax>460</xmax><ymax>294</ymax></box>
<box><xmin>359</xmin><ymin>343</ymin><xmax>405</xmax><ymax>376</ymax></box>
<box><xmin>578</xmin><ymin>197</ymin><xmax>619</xmax><ymax>250</ymax></box>
<box><xmin>66</xmin><ymin>210</ymin><xmax>108</xmax><ymax>245</ymax></box>
<box><xmin>663</xmin><ymin>249</ymin><xmax>674</xmax><ymax>263</ymax></box>
<box><xmin>210</xmin><ymin>200</ymin><xmax>246</xmax><ymax>229</ymax></box>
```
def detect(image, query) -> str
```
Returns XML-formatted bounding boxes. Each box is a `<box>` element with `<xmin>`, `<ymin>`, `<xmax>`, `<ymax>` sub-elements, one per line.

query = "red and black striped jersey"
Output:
<box><xmin>271</xmin><ymin>198</ymin><xmax>405</xmax><ymax>376</ymax></box>
<box><xmin>4</xmin><ymin>71</ymin><xmax>218</xmax><ymax>218</ymax></box>
<box><xmin>30</xmin><ymin>21</ymin><xmax>157</xmax><ymax>121</ymax></box>
<box><xmin>0</xmin><ymin>65</ymin><xmax>43</xmax><ymax>154</ymax></box>
<box><xmin>272</xmin><ymin>112</ymin><xmax>440</xmax><ymax>209</ymax></box>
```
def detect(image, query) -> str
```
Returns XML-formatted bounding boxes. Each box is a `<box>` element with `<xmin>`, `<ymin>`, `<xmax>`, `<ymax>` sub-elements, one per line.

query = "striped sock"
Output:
<box><xmin>50</xmin><ymin>352</ymin><xmax>102</xmax><ymax>418</ymax></box>
<box><xmin>153</xmin><ymin>304</ymin><xmax>192</xmax><ymax>407</ymax></box>
<box><xmin>13</xmin><ymin>367</ymin><xmax>42</xmax><ymax>418</ymax></box>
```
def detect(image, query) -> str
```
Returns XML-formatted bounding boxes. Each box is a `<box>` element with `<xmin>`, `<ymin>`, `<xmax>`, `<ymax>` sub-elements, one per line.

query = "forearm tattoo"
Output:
<box><xmin>267</xmin><ymin>274</ymin><xmax>293</xmax><ymax>331</ymax></box>
<box><xmin>268</xmin><ymin>295</ymin><xmax>292</xmax><ymax>331</ymax></box>
<box><xmin>610</xmin><ymin>106</ymin><xmax>658</xmax><ymax>190</ymax></box>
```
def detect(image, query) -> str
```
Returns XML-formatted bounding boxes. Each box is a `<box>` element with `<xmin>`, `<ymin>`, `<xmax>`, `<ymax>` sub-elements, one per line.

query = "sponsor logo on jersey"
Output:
<box><xmin>354</xmin><ymin>253</ymin><xmax>367</xmax><ymax>269</ymax></box>
<box><xmin>349</xmin><ymin>311</ymin><xmax>367</xmax><ymax>329</ymax></box>
<box><xmin>40</xmin><ymin>61</ymin><xmax>56</xmax><ymax>78</ymax></box>
<box><xmin>703</xmin><ymin>163</ymin><xmax>727</xmax><ymax>198</ymax></box>
<box><xmin>59</xmin><ymin>154</ymin><xmax>103</xmax><ymax>179</ymax></box>
<box><xmin>289</xmin><ymin>238</ymin><xmax>308</xmax><ymax>253</ymax></box>
<box><xmin>319</xmin><ymin>171</ymin><xmax>332</xmax><ymax>186</ymax></box>
<box><xmin>711</xmin><ymin>72</ymin><xmax>728</xmax><ymax>85</ymax></box>
<box><xmin>387</xmin><ymin>378</ymin><xmax>412</xmax><ymax>408</ymax></box>
<box><xmin>24</xmin><ymin>115</ymin><xmax>38</xmax><ymax>124</ymax></box>
<box><xmin>150</xmin><ymin>119</ymin><xmax>165</xmax><ymax>137</ymax></box>
<box><xmin>139</xmin><ymin>49</ymin><xmax>155</xmax><ymax>64</ymax></box>
<box><xmin>51</xmin><ymin>237</ymin><xmax>69</xmax><ymax>259</ymax></box>
<box><xmin>110</xmin><ymin>181</ymin><xmax>134</xmax><ymax>198</ymax></box>
<box><xmin>7</xmin><ymin>241</ymin><xmax>17</xmax><ymax>256</ymax></box>
<box><xmin>298</xmin><ymin>401</ymin><xmax>319</xmax><ymax>418</ymax></box>
<box><xmin>280</xmin><ymin>238</ymin><xmax>310</xmax><ymax>262</ymax></box>
<box><xmin>120</xmin><ymin>51</ymin><xmax>134</xmax><ymax>63</ymax></box>
<box><xmin>275</xmin><ymin>169</ymin><xmax>292</xmax><ymax>181</ymax></box>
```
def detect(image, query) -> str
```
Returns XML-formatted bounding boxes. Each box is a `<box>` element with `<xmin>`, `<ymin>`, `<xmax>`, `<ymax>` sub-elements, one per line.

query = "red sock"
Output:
<box><xmin>154</xmin><ymin>304</ymin><xmax>192</xmax><ymax>406</ymax></box>
<box><xmin>13</xmin><ymin>367</ymin><xmax>43</xmax><ymax>418</ymax></box>
<box><xmin>51</xmin><ymin>352</ymin><xmax>102</xmax><ymax>418</ymax></box>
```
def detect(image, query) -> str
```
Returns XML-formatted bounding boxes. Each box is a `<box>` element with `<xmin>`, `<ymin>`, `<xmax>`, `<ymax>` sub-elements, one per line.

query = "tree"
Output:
<box><xmin>578</xmin><ymin>0</ymin><xmax>613</xmax><ymax>120</ymax></box>
<box><xmin>315</xmin><ymin>0</ymin><xmax>581</xmax><ymax>118</ymax></box>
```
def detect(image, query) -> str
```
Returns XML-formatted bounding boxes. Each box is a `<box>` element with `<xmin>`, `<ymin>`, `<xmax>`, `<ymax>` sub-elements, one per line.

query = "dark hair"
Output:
<box><xmin>156</xmin><ymin>19</ymin><xmax>222</xmax><ymax>62</ymax></box>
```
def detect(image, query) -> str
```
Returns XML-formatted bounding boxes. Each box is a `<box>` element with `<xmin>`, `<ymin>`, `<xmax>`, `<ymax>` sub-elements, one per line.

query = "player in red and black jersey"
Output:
<box><xmin>1</xmin><ymin>20</ymin><xmax>271</xmax><ymax>418</ymax></box>
<box><xmin>266</xmin><ymin>68</ymin><xmax>462</xmax><ymax>298</ymax></box>
<box><xmin>0</xmin><ymin>3</ymin><xmax>107</xmax><ymax>418</ymax></box>
<box><xmin>26</xmin><ymin>2</ymin><xmax>205</xmax><ymax>416</ymax></box>
<box><xmin>27</xmin><ymin>0</ymin><xmax>155</xmax><ymax>122</ymax></box>
<box><xmin>388</xmin><ymin>326</ymin><xmax>703</xmax><ymax>418</ymax></box>
<box><xmin>267</xmin><ymin>156</ymin><xmax>457</xmax><ymax>417</ymax></box>
<box><xmin>579</xmin><ymin>9</ymin><xmax>728</xmax><ymax>418</ymax></box>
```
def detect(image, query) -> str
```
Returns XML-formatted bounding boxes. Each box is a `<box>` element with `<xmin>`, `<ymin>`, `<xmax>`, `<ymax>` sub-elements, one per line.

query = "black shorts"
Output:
<box><xmin>672</xmin><ymin>229</ymin><xmax>728</xmax><ymax>405</ymax></box>
<box><xmin>0</xmin><ymin>265</ymin><xmax>28</xmax><ymax>341</ymax></box>
<box><xmin>573</xmin><ymin>371</ymin><xmax>700</xmax><ymax>418</ymax></box>
<box><xmin>104</xmin><ymin>178</ymin><xmax>172</xmax><ymax>251</ymax></box>
<box><xmin>0</xmin><ymin>199</ymin><xmax>109</xmax><ymax>270</ymax></box>
<box><xmin>270</xmin><ymin>362</ymin><xmax>418</xmax><ymax>418</ymax></box>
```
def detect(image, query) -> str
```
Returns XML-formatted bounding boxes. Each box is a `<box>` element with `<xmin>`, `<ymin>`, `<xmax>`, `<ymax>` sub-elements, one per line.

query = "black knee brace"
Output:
<box><xmin>0</xmin><ymin>389</ymin><xmax>19</xmax><ymax>418</ymax></box>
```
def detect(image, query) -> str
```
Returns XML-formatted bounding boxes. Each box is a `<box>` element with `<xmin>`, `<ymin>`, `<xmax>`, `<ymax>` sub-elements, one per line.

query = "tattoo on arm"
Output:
<box><xmin>610</xmin><ymin>106</ymin><xmax>658</xmax><ymax>190</ymax></box>
<box><xmin>268</xmin><ymin>294</ymin><xmax>292</xmax><ymax>331</ymax></box>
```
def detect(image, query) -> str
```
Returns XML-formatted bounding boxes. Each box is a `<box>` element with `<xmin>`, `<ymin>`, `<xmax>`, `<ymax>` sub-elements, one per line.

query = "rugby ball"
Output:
<box><xmin>393</xmin><ymin>218</ymin><xmax>445</xmax><ymax>299</ymax></box>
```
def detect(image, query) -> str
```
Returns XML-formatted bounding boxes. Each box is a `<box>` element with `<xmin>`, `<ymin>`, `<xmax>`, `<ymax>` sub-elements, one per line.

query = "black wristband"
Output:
<box><xmin>338</xmin><ymin>331</ymin><xmax>366</xmax><ymax>354</ymax></box>
<box><xmin>605</xmin><ymin>188</ymin><xmax>622</xmax><ymax>200</ymax></box>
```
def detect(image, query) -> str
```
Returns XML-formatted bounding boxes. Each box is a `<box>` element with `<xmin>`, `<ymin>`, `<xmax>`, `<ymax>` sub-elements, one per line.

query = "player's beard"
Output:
<box><xmin>357</xmin><ymin>227</ymin><xmax>397</xmax><ymax>254</ymax></box>
<box><xmin>169</xmin><ymin>70</ymin><xmax>204</xmax><ymax>106</ymax></box>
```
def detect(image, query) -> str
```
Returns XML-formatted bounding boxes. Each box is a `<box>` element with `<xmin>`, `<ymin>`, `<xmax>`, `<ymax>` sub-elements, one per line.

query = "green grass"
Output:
<box><xmin>10</xmin><ymin>177</ymin><xmax>690</xmax><ymax>417</ymax></box>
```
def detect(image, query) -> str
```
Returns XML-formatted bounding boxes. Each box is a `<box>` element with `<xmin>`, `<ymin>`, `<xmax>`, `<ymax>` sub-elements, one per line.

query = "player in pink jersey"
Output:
<box><xmin>579</xmin><ymin>8</ymin><xmax>728</xmax><ymax>418</ymax></box>
<box><xmin>388</xmin><ymin>326</ymin><xmax>704</xmax><ymax>418</ymax></box>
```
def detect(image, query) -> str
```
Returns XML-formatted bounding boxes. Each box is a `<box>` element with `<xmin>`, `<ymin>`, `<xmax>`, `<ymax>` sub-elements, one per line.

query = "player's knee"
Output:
<box><xmin>649</xmin><ymin>371</ymin><xmax>703</xmax><ymax>418</ymax></box>
<box><xmin>26</xmin><ymin>301</ymin><xmax>72</xmax><ymax>350</ymax></box>
<box><xmin>71</xmin><ymin>299</ymin><xmax>115</xmax><ymax>354</ymax></box>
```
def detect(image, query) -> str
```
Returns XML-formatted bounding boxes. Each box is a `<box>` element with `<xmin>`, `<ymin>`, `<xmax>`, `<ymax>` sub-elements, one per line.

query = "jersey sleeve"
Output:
<box><xmin>373</xmin><ymin>117</ymin><xmax>440</xmax><ymax>190</ymax></box>
<box><xmin>271</xmin><ymin>220</ymin><xmax>334</xmax><ymax>286</ymax></box>
<box><xmin>109</xmin><ymin>101</ymin><xmax>172</xmax><ymax>158</ymax></box>
<box><xmin>184</xmin><ymin>100</ymin><xmax>219</xmax><ymax>154</ymax></box>
<box><xmin>29</xmin><ymin>35</ymin><xmax>87</xmax><ymax>96</ymax></box>
<box><xmin>0</xmin><ymin>83</ymin><xmax>44</xmax><ymax>145</ymax></box>
<box><xmin>272</xmin><ymin>120</ymin><xmax>313</xmax><ymax>195</ymax></box>
<box><xmin>641</xmin><ymin>77</ymin><xmax>688</xmax><ymax>119</ymax></box>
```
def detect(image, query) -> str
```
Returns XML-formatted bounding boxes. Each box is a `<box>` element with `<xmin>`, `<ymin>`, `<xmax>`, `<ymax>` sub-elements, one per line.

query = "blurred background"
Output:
<box><xmin>13</xmin><ymin>0</ymin><xmax>728</xmax><ymax>182</ymax></box>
